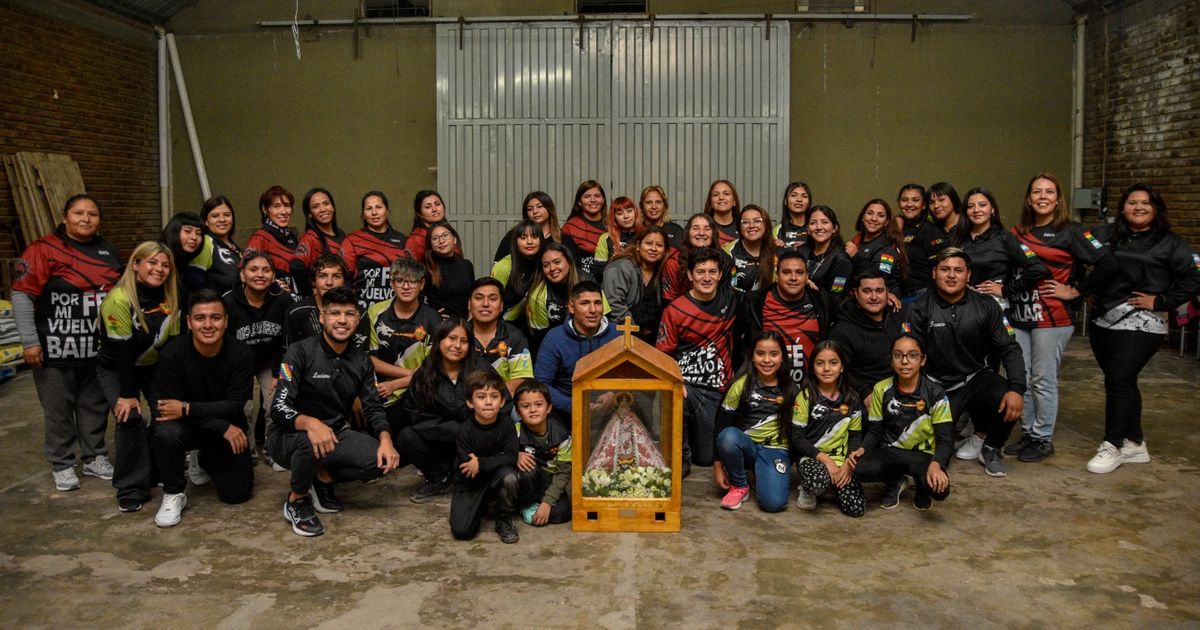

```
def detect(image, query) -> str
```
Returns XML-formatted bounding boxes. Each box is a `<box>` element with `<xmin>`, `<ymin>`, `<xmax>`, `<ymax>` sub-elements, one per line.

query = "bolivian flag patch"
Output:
<box><xmin>1003</xmin><ymin>316</ymin><xmax>1015</xmax><ymax>336</ymax></box>
<box><xmin>1084</xmin><ymin>230</ymin><xmax>1103</xmax><ymax>249</ymax></box>
<box><xmin>832</xmin><ymin>276</ymin><xmax>847</xmax><ymax>292</ymax></box>
<box><xmin>1020</xmin><ymin>243</ymin><xmax>1036</xmax><ymax>259</ymax></box>
<box><xmin>1193</xmin><ymin>254</ymin><xmax>1200</xmax><ymax>270</ymax></box>
<box><xmin>279</xmin><ymin>362</ymin><xmax>296</xmax><ymax>382</ymax></box>
<box><xmin>901</xmin><ymin>322</ymin><xmax>913</xmax><ymax>333</ymax></box>
<box><xmin>880</xmin><ymin>253</ymin><xmax>895</xmax><ymax>274</ymax></box>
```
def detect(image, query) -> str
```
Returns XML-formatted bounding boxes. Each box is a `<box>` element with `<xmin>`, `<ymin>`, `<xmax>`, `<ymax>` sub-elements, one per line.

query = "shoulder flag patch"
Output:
<box><xmin>901</xmin><ymin>322</ymin><xmax>913</xmax><ymax>333</ymax></box>
<box><xmin>1193</xmin><ymin>253</ymin><xmax>1200</xmax><ymax>271</ymax></box>
<box><xmin>280</xmin><ymin>362</ymin><xmax>295</xmax><ymax>382</ymax></box>
<box><xmin>1002</xmin><ymin>316</ymin><xmax>1015</xmax><ymax>336</ymax></box>
<box><xmin>1083</xmin><ymin>230</ymin><xmax>1103</xmax><ymax>249</ymax></box>
<box><xmin>1020</xmin><ymin>243</ymin><xmax>1036</xmax><ymax>259</ymax></box>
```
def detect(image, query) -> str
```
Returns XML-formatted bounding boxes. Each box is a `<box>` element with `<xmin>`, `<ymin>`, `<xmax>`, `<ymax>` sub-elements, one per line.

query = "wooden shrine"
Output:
<box><xmin>571</xmin><ymin>317</ymin><xmax>684</xmax><ymax>532</ymax></box>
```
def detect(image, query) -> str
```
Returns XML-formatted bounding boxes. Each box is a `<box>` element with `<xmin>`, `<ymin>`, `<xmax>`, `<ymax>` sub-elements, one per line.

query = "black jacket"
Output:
<box><xmin>271</xmin><ymin>334</ymin><xmax>389</xmax><ymax>435</ymax></box>
<box><xmin>739</xmin><ymin>284</ymin><xmax>831</xmax><ymax>364</ymax></box>
<box><xmin>153</xmin><ymin>334</ymin><xmax>254</xmax><ymax>435</ymax></box>
<box><xmin>395</xmin><ymin>356</ymin><xmax>512</xmax><ymax>443</ymax></box>
<box><xmin>829</xmin><ymin>299</ymin><xmax>904</xmax><ymax>400</ymax></box>
<box><xmin>958</xmin><ymin>225</ymin><xmax>1049</xmax><ymax>298</ymax></box>
<box><xmin>1092</xmin><ymin>224</ymin><xmax>1200</xmax><ymax>314</ymax></box>
<box><xmin>902</xmin><ymin>289</ymin><xmax>1026</xmax><ymax>394</ymax></box>
<box><xmin>222</xmin><ymin>284</ymin><xmax>293</xmax><ymax>372</ymax></box>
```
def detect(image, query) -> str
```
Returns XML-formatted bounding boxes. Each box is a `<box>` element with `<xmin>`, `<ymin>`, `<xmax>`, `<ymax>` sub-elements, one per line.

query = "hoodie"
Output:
<box><xmin>828</xmin><ymin>298</ymin><xmax>903</xmax><ymax>400</ymax></box>
<box><xmin>534</xmin><ymin>316</ymin><xmax>620</xmax><ymax>412</ymax></box>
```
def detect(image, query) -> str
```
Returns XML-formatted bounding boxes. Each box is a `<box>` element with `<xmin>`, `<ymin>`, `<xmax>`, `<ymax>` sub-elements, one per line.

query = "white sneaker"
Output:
<box><xmin>155</xmin><ymin>492</ymin><xmax>187</xmax><ymax>528</ymax></box>
<box><xmin>185</xmin><ymin>450</ymin><xmax>211</xmax><ymax>486</ymax></box>
<box><xmin>53</xmin><ymin>467</ymin><xmax>80</xmax><ymax>491</ymax></box>
<box><xmin>955</xmin><ymin>434</ymin><xmax>985</xmax><ymax>461</ymax></box>
<box><xmin>81</xmin><ymin>455</ymin><xmax>114</xmax><ymax>480</ymax></box>
<box><xmin>795</xmin><ymin>486</ymin><xmax>817</xmax><ymax>511</ymax></box>
<box><xmin>1120</xmin><ymin>439</ymin><xmax>1150</xmax><ymax>464</ymax></box>
<box><xmin>1087</xmin><ymin>441</ymin><xmax>1124</xmax><ymax>474</ymax></box>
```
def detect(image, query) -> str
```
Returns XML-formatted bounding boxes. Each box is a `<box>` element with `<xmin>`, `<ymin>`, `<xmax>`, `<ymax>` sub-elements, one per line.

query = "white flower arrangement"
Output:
<box><xmin>582</xmin><ymin>465</ymin><xmax>672</xmax><ymax>498</ymax></box>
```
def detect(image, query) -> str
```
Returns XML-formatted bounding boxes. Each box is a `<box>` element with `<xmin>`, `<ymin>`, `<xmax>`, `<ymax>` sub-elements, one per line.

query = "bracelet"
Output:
<box><xmin>184</xmin><ymin>402</ymin><xmax>190</xmax><ymax>416</ymax></box>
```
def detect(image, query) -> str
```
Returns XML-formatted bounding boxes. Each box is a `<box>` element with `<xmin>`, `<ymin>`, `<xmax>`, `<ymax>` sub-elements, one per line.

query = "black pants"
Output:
<box><xmin>450</xmin><ymin>466</ymin><xmax>519</xmax><ymax>540</ymax></box>
<box><xmin>856</xmin><ymin>446</ymin><xmax>950</xmax><ymax>502</ymax></box>
<box><xmin>97</xmin><ymin>364</ymin><xmax>157</xmax><ymax>502</ymax></box>
<box><xmin>684</xmin><ymin>384</ymin><xmax>721</xmax><ymax>466</ymax></box>
<box><xmin>154</xmin><ymin>419</ymin><xmax>254</xmax><ymax>503</ymax></box>
<box><xmin>266</xmin><ymin>424</ymin><xmax>384</xmax><ymax>496</ymax></box>
<box><xmin>395</xmin><ymin>426</ymin><xmax>457</xmax><ymax>480</ymax></box>
<box><xmin>945</xmin><ymin>369</ymin><xmax>1016</xmax><ymax>449</ymax></box>
<box><xmin>1089</xmin><ymin>326</ymin><xmax>1163</xmax><ymax>446</ymax></box>
<box><xmin>516</xmin><ymin>467</ymin><xmax>572</xmax><ymax>524</ymax></box>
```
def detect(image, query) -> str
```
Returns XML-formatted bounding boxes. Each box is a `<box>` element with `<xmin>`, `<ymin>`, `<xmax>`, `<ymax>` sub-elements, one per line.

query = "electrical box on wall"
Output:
<box><xmin>1072</xmin><ymin>187</ymin><xmax>1104</xmax><ymax>211</ymax></box>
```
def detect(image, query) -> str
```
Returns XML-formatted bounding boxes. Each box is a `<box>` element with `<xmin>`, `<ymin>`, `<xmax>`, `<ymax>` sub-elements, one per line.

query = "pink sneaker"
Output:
<box><xmin>720</xmin><ymin>486</ymin><xmax>751</xmax><ymax>510</ymax></box>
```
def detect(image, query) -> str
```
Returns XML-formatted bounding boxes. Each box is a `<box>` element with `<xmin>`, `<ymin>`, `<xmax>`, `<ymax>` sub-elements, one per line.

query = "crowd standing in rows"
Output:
<box><xmin>13</xmin><ymin>175</ymin><xmax>1200</xmax><ymax>541</ymax></box>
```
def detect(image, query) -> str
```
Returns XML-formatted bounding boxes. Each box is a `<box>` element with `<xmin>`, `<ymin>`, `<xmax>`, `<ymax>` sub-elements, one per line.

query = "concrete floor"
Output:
<box><xmin>0</xmin><ymin>337</ymin><xmax>1197</xmax><ymax>628</ymax></box>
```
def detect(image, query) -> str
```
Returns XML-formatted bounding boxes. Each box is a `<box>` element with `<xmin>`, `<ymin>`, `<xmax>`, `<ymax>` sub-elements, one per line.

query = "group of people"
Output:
<box><xmin>13</xmin><ymin>174</ymin><xmax>1199</xmax><ymax>541</ymax></box>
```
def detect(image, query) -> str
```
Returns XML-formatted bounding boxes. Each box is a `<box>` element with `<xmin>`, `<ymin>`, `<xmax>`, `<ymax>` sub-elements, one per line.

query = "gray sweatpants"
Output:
<box><xmin>33</xmin><ymin>365</ymin><xmax>109</xmax><ymax>470</ymax></box>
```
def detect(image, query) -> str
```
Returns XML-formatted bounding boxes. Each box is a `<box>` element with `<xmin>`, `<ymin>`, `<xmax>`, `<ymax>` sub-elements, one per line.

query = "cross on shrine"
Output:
<box><xmin>617</xmin><ymin>315</ymin><xmax>639</xmax><ymax>349</ymax></box>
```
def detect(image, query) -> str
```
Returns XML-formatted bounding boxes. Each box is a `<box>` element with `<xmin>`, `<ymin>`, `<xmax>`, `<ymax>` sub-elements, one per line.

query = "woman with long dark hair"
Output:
<box><xmin>194</xmin><ymin>195</ymin><xmax>242</xmax><ymax>295</ymax></box>
<box><xmin>494</xmin><ymin>191</ymin><xmax>576</xmax><ymax>262</ymax></box>
<box><xmin>394</xmin><ymin>318</ymin><xmax>510</xmax><ymax>503</ymax></box>
<box><xmin>798</xmin><ymin>205</ymin><xmax>853</xmax><ymax>298</ymax></box>
<box><xmin>246</xmin><ymin>185</ymin><xmax>310</xmax><ymax>296</ymax></box>
<box><xmin>525</xmin><ymin>242</ymin><xmax>609</xmax><ymax>352</ymax></box>
<box><xmin>662</xmin><ymin>213</ymin><xmax>733</xmax><ymax>303</ymax></box>
<box><xmin>926</xmin><ymin>181</ymin><xmax>962</xmax><ymax>251</ymax></box>
<box><xmin>406</xmin><ymin>190</ymin><xmax>449</xmax><ymax>261</ymax></box>
<box><xmin>1007</xmin><ymin>173</ymin><xmax>1117</xmax><ymax>463</ymax></box>
<box><xmin>13</xmin><ymin>194</ymin><xmax>121</xmax><ymax>491</ymax></box>
<box><xmin>724</xmin><ymin>204</ymin><xmax>776</xmax><ymax>292</ymax></box>
<box><xmin>491</xmin><ymin>220</ymin><xmax>544</xmax><ymax>323</ymax></box>
<box><xmin>342</xmin><ymin>190</ymin><xmax>409</xmax><ymax>307</ymax></box>
<box><xmin>791</xmin><ymin>340</ymin><xmax>865</xmax><ymax>516</ymax></box>
<box><xmin>639</xmin><ymin>185</ymin><xmax>684</xmax><ymax>249</ymax></box>
<box><xmin>298</xmin><ymin>187</ymin><xmax>346</xmax><ymax>260</ymax></box>
<box><xmin>951</xmin><ymin>187</ymin><xmax>1048</xmax><ymax>310</ymax></box>
<box><xmin>896</xmin><ymin>184</ymin><xmax>941</xmax><ymax>304</ymax></box>
<box><xmin>846</xmin><ymin>199</ymin><xmax>907</xmax><ymax>307</ymax></box>
<box><xmin>421</xmin><ymin>220</ymin><xmax>475</xmax><ymax>320</ymax></box>
<box><xmin>703</xmin><ymin>179</ymin><xmax>741</xmax><ymax>247</ymax></box>
<box><xmin>1085</xmin><ymin>184</ymin><xmax>1200</xmax><ymax>474</ymax></box>
<box><xmin>602</xmin><ymin>226</ymin><xmax>668</xmax><ymax>343</ymax></box>
<box><xmin>775</xmin><ymin>181</ymin><xmax>811</xmax><ymax>250</ymax></box>
<box><xmin>159</xmin><ymin>211</ymin><xmax>206</xmax><ymax>301</ymax></box>
<box><xmin>561</xmin><ymin>180</ymin><xmax>608</xmax><ymax>279</ymax></box>
<box><xmin>98</xmin><ymin>241</ymin><xmax>182</xmax><ymax>512</ymax></box>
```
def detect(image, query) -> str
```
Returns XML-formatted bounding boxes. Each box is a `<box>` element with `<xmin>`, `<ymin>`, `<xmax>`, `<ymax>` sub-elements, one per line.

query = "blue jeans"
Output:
<box><xmin>1013</xmin><ymin>326</ymin><xmax>1074</xmax><ymax>440</ymax></box>
<box><xmin>715</xmin><ymin>427</ymin><xmax>790</xmax><ymax>512</ymax></box>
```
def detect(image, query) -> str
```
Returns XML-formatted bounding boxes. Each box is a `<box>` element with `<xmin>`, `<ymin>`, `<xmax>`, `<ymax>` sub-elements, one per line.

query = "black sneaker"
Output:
<box><xmin>495</xmin><ymin>517</ymin><xmax>519</xmax><ymax>544</ymax></box>
<box><xmin>310</xmin><ymin>479</ymin><xmax>344</xmax><ymax>513</ymax></box>
<box><xmin>880</xmin><ymin>477</ymin><xmax>908</xmax><ymax>510</ymax></box>
<box><xmin>118</xmin><ymin>497</ymin><xmax>143</xmax><ymax>513</ymax></box>
<box><xmin>283</xmin><ymin>496</ymin><xmax>325</xmax><ymax>537</ymax></box>
<box><xmin>1018</xmin><ymin>439</ymin><xmax>1056</xmax><ymax>463</ymax></box>
<box><xmin>1003</xmin><ymin>434</ymin><xmax>1030</xmax><ymax>457</ymax></box>
<box><xmin>978</xmin><ymin>445</ymin><xmax>1008</xmax><ymax>477</ymax></box>
<box><xmin>913</xmin><ymin>490</ymin><xmax>933</xmax><ymax>511</ymax></box>
<box><xmin>410</xmin><ymin>474</ymin><xmax>453</xmax><ymax>504</ymax></box>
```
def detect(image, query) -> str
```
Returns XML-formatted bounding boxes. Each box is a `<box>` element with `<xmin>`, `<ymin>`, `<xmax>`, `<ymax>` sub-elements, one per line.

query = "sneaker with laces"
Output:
<box><xmin>795</xmin><ymin>485</ymin><xmax>817</xmax><ymax>511</ymax></box>
<box><xmin>1087</xmin><ymin>441</ymin><xmax>1124</xmax><ymax>474</ymax></box>
<box><xmin>880</xmin><ymin>477</ymin><xmax>908</xmax><ymax>509</ymax></box>
<box><xmin>283</xmin><ymin>496</ymin><xmax>325</xmax><ymax>537</ymax></box>
<box><xmin>1003</xmin><ymin>434</ymin><xmax>1031</xmax><ymax>457</ymax></box>
<box><xmin>1018</xmin><ymin>439</ymin><xmax>1055</xmax><ymax>463</ymax></box>
<box><xmin>495</xmin><ymin>517</ymin><xmax>519</xmax><ymax>543</ymax></box>
<box><xmin>53</xmin><ymin>467</ymin><xmax>80</xmax><ymax>491</ymax></box>
<box><xmin>118</xmin><ymin>497</ymin><xmax>143</xmax><ymax>513</ymax></box>
<box><xmin>913</xmin><ymin>489</ymin><xmax>933</xmax><ymax>511</ymax></box>
<box><xmin>955</xmin><ymin>434</ymin><xmax>985</xmax><ymax>461</ymax></box>
<box><xmin>81</xmin><ymin>455</ymin><xmax>114</xmax><ymax>480</ymax></box>
<box><xmin>185</xmin><ymin>450</ymin><xmax>211</xmax><ymax>486</ymax></box>
<box><xmin>309</xmin><ymin>479</ymin><xmax>344</xmax><ymax>513</ymax></box>
<box><xmin>155</xmin><ymin>492</ymin><xmax>187</xmax><ymax>528</ymax></box>
<box><xmin>1120</xmin><ymin>439</ymin><xmax>1150</xmax><ymax>464</ymax></box>
<box><xmin>264</xmin><ymin>450</ymin><xmax>287</xmax><ymax>472</ymax></box>
<box><xmin>720</xmin><ymin>486</ymin><xmax>751</xmax><ymax>510</ymax></box>
<box><xmin>978</xmin><ymin>445</ymin><xmax>1007</xmax><ymax>477</ymax></box>
<box><xmin>410</xmin><ymin>474</ymin><xmax>453</xmax><ymax>504</ymax></box>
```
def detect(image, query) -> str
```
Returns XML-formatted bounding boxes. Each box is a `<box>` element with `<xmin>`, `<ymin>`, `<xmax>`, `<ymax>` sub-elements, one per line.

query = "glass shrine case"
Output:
<box><xmin>571</xmin><ymin>318</ymin><xmax>683</xmax><ymax>532</ymax></box>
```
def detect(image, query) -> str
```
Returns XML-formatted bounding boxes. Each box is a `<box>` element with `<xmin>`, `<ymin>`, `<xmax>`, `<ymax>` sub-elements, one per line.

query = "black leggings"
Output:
<box><xmin>796</xmin><ymin>457</ymin><xmax>865</xmax><ymax>517</ymax></box>
<box><xmin>855</xmin><ymin>447</ymin><xmax>950</xmax><ymax>502</ymax></box>
<box><xmin>450</xmin><ymin>466</ymin><xmax>520</xmax><ymax>540</ymax></box>
<box><xmin>1089</xmin><ymin>326</ymin><xmax>1163</xmax><ymax>446</ymax></box>
<box><xmin>516</xmin><ymin>468</ymin><xmax>572</xmax><ymax>524</ymax></box>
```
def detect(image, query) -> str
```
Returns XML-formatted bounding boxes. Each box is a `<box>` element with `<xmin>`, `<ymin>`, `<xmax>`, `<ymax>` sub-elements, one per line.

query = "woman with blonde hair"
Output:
<box><xmin>640</xmin><ymin>185</ymin><xmax>684</xmax><ymax>248</ymax></box>
<box><xmin>98</xmin><ymin>241</ymin><xmax>183</xmax><ymax>513</ymax></box>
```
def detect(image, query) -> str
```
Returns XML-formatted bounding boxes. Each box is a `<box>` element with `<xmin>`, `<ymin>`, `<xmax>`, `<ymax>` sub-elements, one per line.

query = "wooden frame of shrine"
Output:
<box><xmin>570</xmin><ymin>318</ymin><xmax>684</xmax><ymax>533</ymax></box>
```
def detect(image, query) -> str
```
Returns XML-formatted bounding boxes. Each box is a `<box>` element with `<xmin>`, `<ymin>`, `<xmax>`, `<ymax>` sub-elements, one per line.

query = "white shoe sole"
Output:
<box><xmin>1087</xmin><ymin>458</ymin><xmax>1123</xmax><ymax>474</ymax></box>
<box><xmin>155</xmin><ymin>496</ymin><xmax>187</xmax><ymax>528</ymax></box>
<box><xmin>282</xmin><ymin>503</ymin><xmax>324</xmax><ymax>537</ymax></box>
<box><xmin>1121</xmin><ymin>452</ymin><xmax>1150</xmax><ymax>464</ymax></box>
<box><xmin>55</xmin><ymin>482</ymin><xmax>80</xmax><ymax>491</ymax></box>
<box><xmin>80</xmin><ymin>468</ymin><xmax>113</xmax><ymax>481</ymax></box>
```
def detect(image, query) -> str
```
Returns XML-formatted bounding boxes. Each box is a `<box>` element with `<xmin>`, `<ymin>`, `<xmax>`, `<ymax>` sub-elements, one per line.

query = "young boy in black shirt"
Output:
<box><xmin>450</xmin><ymin>370</ymin><xmax>521</xmax><ymax>543</ymax></box>
<box><xmin>513</xmin><ymin>380</ymin><xmax>572</xmax><ymax>526</ymax></box>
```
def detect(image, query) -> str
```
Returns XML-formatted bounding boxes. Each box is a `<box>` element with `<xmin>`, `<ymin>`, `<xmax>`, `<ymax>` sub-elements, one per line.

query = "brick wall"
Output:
<box><xmin>0</xmin><ymin>4</ymin><xmax>159</xmax><ymax>260</ymax></box>
<box><xmin>1081</xmin><ymin>0</ymin><xmax>1200</xmax><ymax>247</ymax></box>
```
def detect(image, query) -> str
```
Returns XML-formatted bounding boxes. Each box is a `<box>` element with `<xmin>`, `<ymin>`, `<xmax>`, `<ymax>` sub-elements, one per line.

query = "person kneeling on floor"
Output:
<box><xmin>151</xmin><ymin>289</ymin><xmax>255</xmax><ymax>527</ymax></box>
<box><xmin>268</xmin><ymin>286</ymin><xmax>400</xmax><ymax>537</ymax></box>
<box><xmin>451</xmin><ymin>370</ymin><xmax>522</xmax><ymax>543</ymax></box>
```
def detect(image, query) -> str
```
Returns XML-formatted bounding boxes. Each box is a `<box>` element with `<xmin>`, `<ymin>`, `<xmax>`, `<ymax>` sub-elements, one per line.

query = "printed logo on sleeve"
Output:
<box><xmin>1020</xmin><ymin>243</ymin><xmax>1036</xmax><ymax>259</ymax></box>
<box><xmin>1083</xmin><ymin>230</ymin><xmax>1103</xmax><ymax>249</ymax></box>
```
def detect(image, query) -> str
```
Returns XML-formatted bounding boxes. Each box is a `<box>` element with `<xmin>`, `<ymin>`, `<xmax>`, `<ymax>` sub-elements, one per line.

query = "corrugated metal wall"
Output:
<box><xmin>437</xmin><ymin>21</ymin><xmax>789</xmax><ymax>268</ymax></box>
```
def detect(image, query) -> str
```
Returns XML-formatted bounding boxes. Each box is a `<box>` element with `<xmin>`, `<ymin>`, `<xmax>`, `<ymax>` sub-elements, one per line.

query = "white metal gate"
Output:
<box><xmin>436</xmin><ymin>21</ymin><xmax>790</xmax><ymax>268</ymax></box>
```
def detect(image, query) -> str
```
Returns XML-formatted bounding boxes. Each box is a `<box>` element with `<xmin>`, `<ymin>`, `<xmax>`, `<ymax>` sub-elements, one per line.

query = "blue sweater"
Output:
<box><xmin>533</xmin><ymin>317</ymin><xmax>620</xmax><ymax>412</ymax></box>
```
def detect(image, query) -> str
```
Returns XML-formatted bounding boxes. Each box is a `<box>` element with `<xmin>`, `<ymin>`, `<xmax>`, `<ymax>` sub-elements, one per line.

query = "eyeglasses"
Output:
<box><xmin>431</xmin><ymin>233</ymin><xmax>454</xmax><ymax>244</ymax></box>
<box><xmin>393</xmin><ymin>278</ymin><xmax>422</xmax><ymax>287</ymax></box>
<box><xmin>891</xmin><ymin>351</ymin><xmax>923</xmax><ymax>362</ymax></box>
<box><xmin>740</xmin><ymin>218</ymin><xmax>764</xmax><ymax>226</ymax></box>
